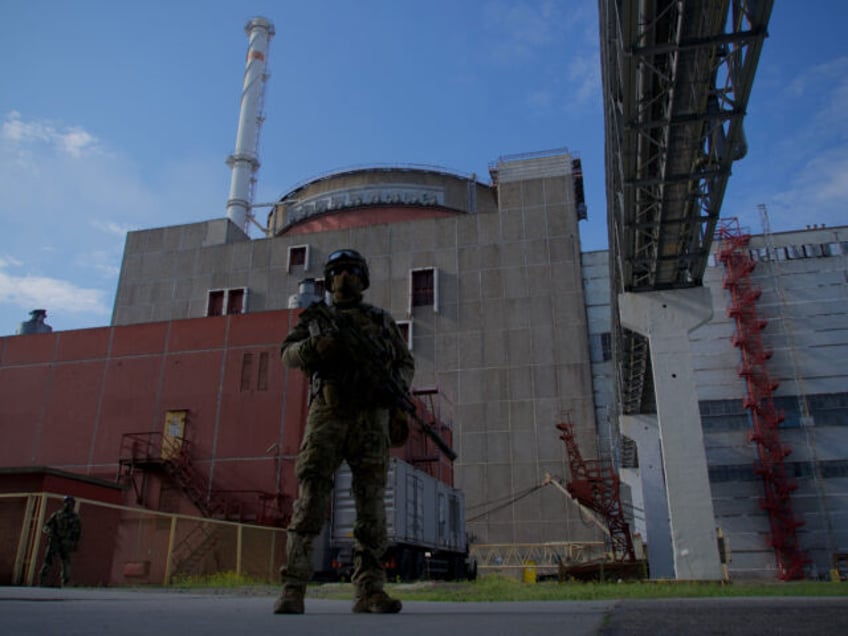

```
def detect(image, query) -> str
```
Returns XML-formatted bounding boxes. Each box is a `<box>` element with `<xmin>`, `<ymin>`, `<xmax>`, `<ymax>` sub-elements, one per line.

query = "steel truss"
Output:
<box><xmin>599</xmin><ymin>0</ymin><xmax>773</xmax><ymax>415</ymax></box>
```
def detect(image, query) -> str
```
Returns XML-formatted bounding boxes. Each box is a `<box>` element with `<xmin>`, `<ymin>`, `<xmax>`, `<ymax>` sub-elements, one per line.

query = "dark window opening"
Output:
<box><xmin>412</xmin><ymin>269</ymin><xmax>434</xmax><ymax>307</ymax></box>
<box><xmin>257</xmin><ymin>352</ymin><xmax>269</xmax><ymax>391</ymax></box>
<box><xmin>240</xmin><ymin>353</ymin><xmax>253</xmax><ymax>392</ymax></box>
<box><xmin>601</xmin><ymin>332</ymin><xmax>612</xmax><ymax>361</ymax></box>
<box><xmin>207</xmin><ymin>290</ymin><xmax>225</xmax><ymax>316</ymax></box>
<box><xmin>289</xmin><ymin>246</ymin><xmax>307</xmax><ymax>271</ymax></box>
<box><xmin>227</xmin><ymin>288</ymin><xmax>246</xmax><ymax>315</ymax></box>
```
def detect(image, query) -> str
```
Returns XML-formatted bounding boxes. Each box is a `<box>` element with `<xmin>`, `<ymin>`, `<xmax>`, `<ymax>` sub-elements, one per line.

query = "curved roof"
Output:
<box><xmin>269</xmin><ymin>164</ymin><xmax>493</xmax><ymax>236</ymax></box>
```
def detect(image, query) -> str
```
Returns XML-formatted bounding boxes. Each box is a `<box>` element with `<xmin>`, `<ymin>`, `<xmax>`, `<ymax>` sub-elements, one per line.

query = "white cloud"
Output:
<box><xmin>787</xmin><ymin>56</ymin><xmax>848</xmax><ymax>99</ymax></box>
<box><xmin>2</xmin><ymin>111</ymin><xmax>103</xmax><ymax>159</ymax></box>
<box><xmin>0</xmin><ymin>110</ymin><xmax>223</xmax><ymax>332</ymax></box>
<box><xmin>568</xmin><ymin>53</ymin><xmax>601</xmax><ymax>105</ymax></box>
<box><xmin>61</xmin><ymin>127</ymin><xmax>100</xmax><ymax>158</ymax></box>
<box><xmin>484</xmin><ymin>1</ymin><xmax>555</xmax><ymax>62</ymax></box>
<box><xmin>0</xmin><ymin>269</ymin><xmax>110</xmax><ymax>316</ymax></box>
<box><xmin>0</xmin><ymin>254</ymin><xmax>24</xmax><ymax>268</ymax></box>
<box><xmin>771</xmin><ymin>145</ymin><xmax>848</xmax><ymax>226</ymax></box>
<box><xmin>734</xmin><ymin>56</ymin><xmax>848</xmax><ymax>232</ymax></box>
<box><xmin>483</xmin><ymin>0</ymin><xmax>595</xmax><ymax>65</ymax></box>
<box><xmin>91</xmin><ymin>219</ymin><xmax>137</xmax><ymax>237</ymax></box>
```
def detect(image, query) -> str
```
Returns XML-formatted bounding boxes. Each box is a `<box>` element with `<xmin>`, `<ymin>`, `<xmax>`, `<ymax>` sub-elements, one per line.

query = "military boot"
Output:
<box><xmin>352</xmin><ymin>589</ymin><xmax>402</xmax><ymax>614</ymax></box>
<box><xmin>273</xmin><ymin>585</ymin><xmax>305</xmax><ymax>614</ymax></box>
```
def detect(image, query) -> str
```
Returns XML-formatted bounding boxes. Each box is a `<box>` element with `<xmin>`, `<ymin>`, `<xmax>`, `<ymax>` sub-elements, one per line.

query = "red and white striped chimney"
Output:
<box><xmin>226</xmin><ymin>16</ymin><xmax>275</xmax><ymax>236</ymax></box>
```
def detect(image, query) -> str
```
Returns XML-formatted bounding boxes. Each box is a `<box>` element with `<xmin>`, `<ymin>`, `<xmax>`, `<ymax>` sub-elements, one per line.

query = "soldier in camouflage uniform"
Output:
<box><xmin>274</xmin><ymin>249</ymin><xmax>414</xmax><ymax>615</ymax></box>
<box><xmin>39</xmin><ymin>495</ymin><xmax>82</xmax><ymax>587</ymax></box>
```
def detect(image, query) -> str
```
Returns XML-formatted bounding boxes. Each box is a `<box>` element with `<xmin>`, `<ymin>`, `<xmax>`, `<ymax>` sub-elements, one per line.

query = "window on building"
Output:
<box><xmin>410</xmin><ymin>267</ymin><xmax>438</xmax><ymax>312</ymax></box>
<box><xmin>207</xmin><ymin>288</ymin><xmax>248</xmax><ymax>317</ymax></box>
<box><xmin>823</xmin><ymin>242</ymin><xmax>843</xmax><ymax>256</ymax></box>
<box><xmin>227</xmin><ymin>288</ymin><xmax>247</xmax><ymax>315</ymax></box>
<box><xmin>257</xmin><ymin>352</ymin><xmax>270</xmax><ymax>391</ymax></box>
<box><xmin>589</xmin><ymin>332</ymin><xmax>613</xmax><ymax>363</ymax></box>
<box><xmin>239</xmin><ymin>350</ymin><xmax>270</xmax><ymax>392</ymax></box>
<box><xmin>207</xmin><ymin>290</ymin><xmax>225</xmax><ymax>316</ymax></box>
<box><xmin>601</xmin><ymin>332</ymin><xmax>612</xmax><ymax>361</ymax></box>
<box><xmin>288</xmin><ymin>245</ymin><xmax>310</xmax><ymax>272</ymax></box>
<box><xmin>240</xmin><ymin>353</ymin><xmax>253</xmax><ymax>392</ymax></box>
<box><xmin>803</xmin><ymin>244</ymin><xmax>822</xmax><ymax>258</ymax></box>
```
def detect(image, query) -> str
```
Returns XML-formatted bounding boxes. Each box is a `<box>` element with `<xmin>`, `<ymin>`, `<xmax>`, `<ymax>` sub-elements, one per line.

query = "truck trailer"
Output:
<box><xmin>328</xmin><ymin>458</ymin><xmax>475</xmax><ymax>581</ymax></box>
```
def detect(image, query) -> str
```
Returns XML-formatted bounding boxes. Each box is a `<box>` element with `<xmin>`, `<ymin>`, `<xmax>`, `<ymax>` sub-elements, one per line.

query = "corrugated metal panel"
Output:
<box><xmin>332</xmin><ymin>458</ymin><xmax>465</xmax><ymax>552</ymax></box>
<box><xmin>495</xmin><ymin>153</ymin><xmax>572</xmax><ymax>183</ymax></box>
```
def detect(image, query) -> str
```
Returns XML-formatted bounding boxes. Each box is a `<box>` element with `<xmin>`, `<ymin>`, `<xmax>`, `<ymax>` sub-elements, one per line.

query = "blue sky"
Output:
<box><xmin>1</xmin><ymin>1</ymin><xmax>846</xmax><ymax>334</ymax></box>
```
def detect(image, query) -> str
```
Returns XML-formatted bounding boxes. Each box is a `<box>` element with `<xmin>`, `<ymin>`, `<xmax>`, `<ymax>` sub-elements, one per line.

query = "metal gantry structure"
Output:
<box><xmin>556</xmin><ymin>420</ymin><xmax>636</xmax><ymax>563</ymax></box>
<box><xmin>599</xmin><ymin>0</ymin><xmax>774</xmax><ymax>415</ymax></box>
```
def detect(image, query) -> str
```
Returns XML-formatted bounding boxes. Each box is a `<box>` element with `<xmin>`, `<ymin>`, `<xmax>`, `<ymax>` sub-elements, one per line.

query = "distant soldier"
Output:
<box><xmin>274</xmin><ymin>249</ymin><xmax>414</xmax><ymax>615</ymax></box>
<box><xmin>39</xmin><ymin>495</ymin><xmax>82</xmax><ymax>587</ymax></box>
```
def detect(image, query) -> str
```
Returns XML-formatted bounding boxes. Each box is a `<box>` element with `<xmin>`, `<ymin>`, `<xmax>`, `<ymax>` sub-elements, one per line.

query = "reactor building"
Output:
<box><xmin>1</xmin><ymin>13</ymin><xmax>846</xmax><ymax>586</ymax></box>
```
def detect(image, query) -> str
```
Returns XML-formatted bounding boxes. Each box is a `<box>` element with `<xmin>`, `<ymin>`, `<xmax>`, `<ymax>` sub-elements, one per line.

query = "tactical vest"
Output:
<box><xmin>316</xmin><ymin>303</ymin><xmax>397</xmax><ymax>407</ymax></box>
<box><xmin>47</xmin><ymin>511</ymin><xmax>81</xmax><ymax>547</ymax></box>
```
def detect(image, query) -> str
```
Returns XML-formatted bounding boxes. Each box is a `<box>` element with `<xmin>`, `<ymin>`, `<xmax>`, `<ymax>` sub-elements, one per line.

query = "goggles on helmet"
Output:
<box><xmin>327</xmin><ymin>263</ymin><xmax>364</xmax><ymax>278</ymax></box>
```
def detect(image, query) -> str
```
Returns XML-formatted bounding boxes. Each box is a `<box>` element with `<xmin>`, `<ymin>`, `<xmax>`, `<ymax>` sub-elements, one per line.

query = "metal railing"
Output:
<box><xmin>1</xmin><ymin>492</ymin><xmax>286</xmax><ymax>587</ymax></box>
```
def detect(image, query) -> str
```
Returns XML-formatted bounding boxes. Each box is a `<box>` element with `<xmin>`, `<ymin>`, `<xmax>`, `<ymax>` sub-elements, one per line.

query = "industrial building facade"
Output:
<box><xmin>3</xmin><ymin>143</ymin><xmax>846</xmax><ymax>581</ymax></box>
<box><xmin>110</xmin><ymin>151</ymin><xmax>600</xmax><ymax>549</ymax></box>
<box><xmin>585</xmin><ymin>223</ymin><xmax>848</xmax><ymax>579</ymax></box>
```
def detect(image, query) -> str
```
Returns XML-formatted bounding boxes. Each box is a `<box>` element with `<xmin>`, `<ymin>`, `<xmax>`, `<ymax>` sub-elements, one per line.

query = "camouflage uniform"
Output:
<box><xmin>280</xmin><ymin>298</ymin><xmax>414</xmax><ymax>603</ymax></box>
<box><xmin>40</xmin><ymin>498</ymin><xmax>81</xmax><ymax>586</ymax></box>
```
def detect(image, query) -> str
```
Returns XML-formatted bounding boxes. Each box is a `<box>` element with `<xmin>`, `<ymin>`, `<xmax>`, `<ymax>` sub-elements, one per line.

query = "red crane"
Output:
<box><xmin>555</xmin><ymin>420</ymin><xmax>636</xmax><ymax>562</ymax></box>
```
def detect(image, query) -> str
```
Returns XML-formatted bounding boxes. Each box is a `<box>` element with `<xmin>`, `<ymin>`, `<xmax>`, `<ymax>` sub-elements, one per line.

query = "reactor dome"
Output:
<box><xmin>266</xmin><ymin>166</ymin><xmax>495</xmax><ymax>236</ymax></box>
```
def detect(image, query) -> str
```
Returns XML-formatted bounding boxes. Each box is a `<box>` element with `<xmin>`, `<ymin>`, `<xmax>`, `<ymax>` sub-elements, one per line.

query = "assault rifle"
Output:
<box><xmin>300</xmin><ymin>302</ymin><xmax>457</xmax><ymax>461</ymax></box>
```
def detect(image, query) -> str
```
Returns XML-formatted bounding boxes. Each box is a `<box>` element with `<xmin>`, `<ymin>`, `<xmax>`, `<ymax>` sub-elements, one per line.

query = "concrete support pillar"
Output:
<box><xmin>620</xmin><ymin>413</ymin><xmax>675</xmax><ymax>579</ymax></box>
<box><xmin>618</xmin><ymin>287</ymin><xmax>723</xmax><ymax>580</ymax></box>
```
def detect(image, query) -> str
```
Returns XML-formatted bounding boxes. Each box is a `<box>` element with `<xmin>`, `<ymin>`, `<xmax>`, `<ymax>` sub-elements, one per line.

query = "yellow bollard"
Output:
<box><xmin>522</xmin><ymin>560</ymin><xmax>537</xmax><ymax>584</ymax></box>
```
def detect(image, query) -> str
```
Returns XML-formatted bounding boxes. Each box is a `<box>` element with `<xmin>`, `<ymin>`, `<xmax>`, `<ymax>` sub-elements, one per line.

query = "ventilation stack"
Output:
<box><xmin>717</xmin><ymin>219</ymin><xmax>807</xmax><ymax>580</ymax></box>
<box><xmin>226</xmin><ymin>17</ymin><xmax>275</xmax><ymax>236</ymax></box>
<box><xmin>17</xmin><ymin>309</ymin><xmax>52</xmax><ymax>335</ymax></box>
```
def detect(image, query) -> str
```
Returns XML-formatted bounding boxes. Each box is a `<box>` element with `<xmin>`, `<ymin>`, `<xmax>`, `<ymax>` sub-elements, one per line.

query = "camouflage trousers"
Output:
<box><xmin>40</xmin><ymin>543</ymin><xmax>73</xmax><ymax>586</ymax></box>
<box><xmin>281</xmin><ymin>393</ymin><xmax>391</xmax><ymax>595</ymax></box>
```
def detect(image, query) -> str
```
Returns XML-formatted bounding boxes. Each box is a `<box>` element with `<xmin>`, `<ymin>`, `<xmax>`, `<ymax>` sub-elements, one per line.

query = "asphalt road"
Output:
<box><xmin>2</xmin><ymin>586</ymin><xmax>847</xmax><ymax>636</ymax></box>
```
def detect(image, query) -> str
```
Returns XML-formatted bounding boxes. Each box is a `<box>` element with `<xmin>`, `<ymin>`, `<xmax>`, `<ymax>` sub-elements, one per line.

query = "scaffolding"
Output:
<box><xmin>717</xmin><ymin>219</ymin><xmax>807</xmax><ymax>580</ymax></box>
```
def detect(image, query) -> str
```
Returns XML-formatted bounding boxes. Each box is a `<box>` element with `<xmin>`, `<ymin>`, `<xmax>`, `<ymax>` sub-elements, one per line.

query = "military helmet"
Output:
<box><xmin>64</xmin><ymin>495</ymin><xmax>75</xmax><ymax>504</ymax></box>
<box><xmin>324</xmin><ymin>249</ymin><xmax>370</xmax><ymax>291</ymax></box>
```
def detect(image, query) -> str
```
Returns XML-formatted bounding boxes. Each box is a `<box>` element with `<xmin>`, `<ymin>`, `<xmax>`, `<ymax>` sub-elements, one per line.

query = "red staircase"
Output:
<box><xmin>117</xmin><ymin>432</ymin><xmax>288</xmax><ymax>526</ymax></box>
<box><xmin>117</xmin><ymin>431</ymin><xmax>290</xmax><ymax>577</ymax></box>
<box><xmin>556</xmin><ymin>420</ymin><xmax>636</xmax><ymax>562</ymax></box>
<box><xmin>716</xmin><ymin>220</ymin><xmax>807</xmax><ymax>580</ymax></box>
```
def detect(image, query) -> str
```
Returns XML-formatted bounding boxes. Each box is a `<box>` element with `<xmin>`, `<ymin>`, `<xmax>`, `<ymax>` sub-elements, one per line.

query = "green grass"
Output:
<box><xmin>164</xmin><ymin>571</ymin><xmax>846</xmax><ymax>601</ymax></box>
<box><xmin>169</xmin><ymin>571</ymin><xmax>269</xmax><ymax>589</ymax></box>
<box><xmin>305</xmin><ymin>574</ymin><xmax>848</xmax><ymax>602</ymax></box>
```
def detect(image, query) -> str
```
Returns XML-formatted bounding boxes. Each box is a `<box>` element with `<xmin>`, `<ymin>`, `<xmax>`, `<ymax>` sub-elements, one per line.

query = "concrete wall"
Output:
<box><xmin>0</xmin><ymin>311</ymin><xmax>309</xmax><ymax>515</ymax></box>
<box><xmin>582</xmin><ymin>250</ymin><xmax>615</xmax><ymax>459</ymax></box>
<box><xmin>700</xmin><ymin>225</ymin><xmax>848</xmax><ymax>578</ymax></box>
<box><xmin>109</xmin><ymin>156</ymin><xmax>604</xmax><ymax>548</ymax></box>
<box><xmin>589</xmin><ymin>224</ymin><xmax>848</xmax><ymax>579</ymax></box>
